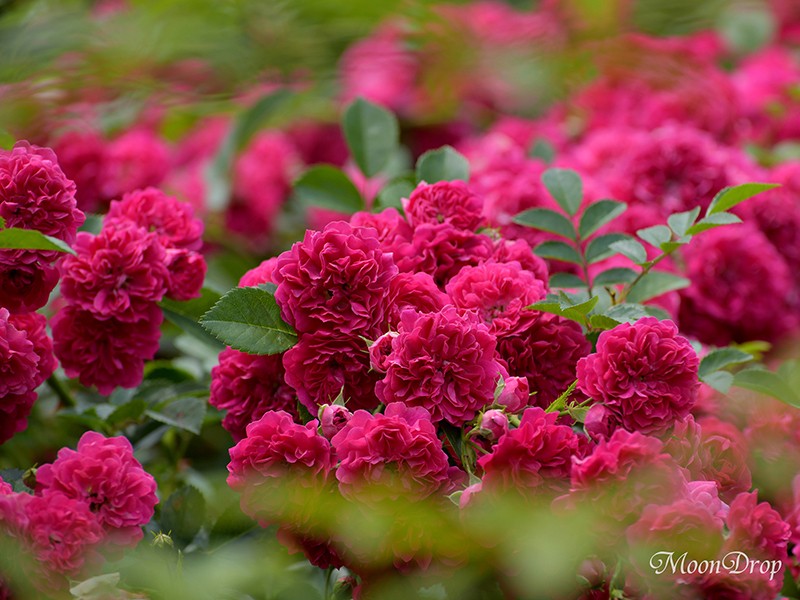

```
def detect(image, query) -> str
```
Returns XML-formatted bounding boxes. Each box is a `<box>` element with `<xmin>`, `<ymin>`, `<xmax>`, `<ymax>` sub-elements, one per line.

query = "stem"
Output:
<box><xmin>617</xmin><ymin>249</ymin><xmax>674</xmax><ymax>305</ymax></box>
<box><xmin>47</xmin><ymin>374</ymin><xmax>75</xmax><ymax>409</ymax></box>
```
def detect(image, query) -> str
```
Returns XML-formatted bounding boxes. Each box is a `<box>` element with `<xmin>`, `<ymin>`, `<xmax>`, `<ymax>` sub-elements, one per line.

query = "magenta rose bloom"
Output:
<box><xmin>376</xmin><ymin>307</ymin><xmax>505</xmax><ymax>425</ymax></box>
<box><xmin>164</xmin><ymin>248</ymin><xmax>206</xmax><ymax>301</ymax></box>
<box><xmin>59</xmin><ymin>225</ymin><xmax>170</xmax><ymax>322</ymax></box>
<box><xmin>52</xmin><ymin>304</ymin><xmax>162</xmax><ymax>395</ymax></box>
<box><xmin>679</xmin><ymin>224</ymin><xmax>797</xmax><ymax>345</ymax></box>
<box><xmin>446</xmin><ymin>260</ymin><xmax>547</xmax><ymax>336</ymax></box>
<box><xmin>403</xmin><ymin>180</ymin><xmax>483</xmax><ymax>231</ymax></box>
<box><xmin>98</xmin><ymin>129</ymin><xmax>170</xmax><ymax>200</ymax></box>
<box><xmin>386</xmin><ymin>271</ymin><xmax>449</xmax><ymax>328</ymax></box>
<box><xmin>0</xmin><ymin>253</ymin><xmax>60</xmax><ymax>314</ymax></box>
<box><xmin>405</xmin><ymin>223</ymin><xmax>495</xmax><ymax>287</ymax></box>
<box><xmin>491</xmin><ymin>238</ymin><xmax>549</xmax><ymax>284</ymax></box>
<box><xmin>577</xmin><ymin>317</ymin><xmax>699</xmax><ymax>436</ymax></box>
<box><xmin>21</xmin><ymin>492</ymin><xmax>104</xmax><ymax>588</ymax></box>
<box><xmin>478</xmin><ymin>407</ymin><xmax>588</xmax><ymax>497</ymax></box>
<box><xmin>106</xmin><ymin>187</ymin><xmax>203</xmax><ymax>251</ymax></box>
<box><xmin>282</xmin><ymin>331</ymin><xmax>379</xmax><ymax>414</ymax></box>
<box><xmin>319</xmin><ymin>404</ymin><xmax>353</xmax><ymax>440</ymax></box>
<box><xmin>274</xmin><ymin>221</ymin><xmax>398</xmax><ymax>336</ymax></box>
<box><xmin>331</xmin><ymin>402</ymin><xmax>450</xmax><ymax>502</ymax></box>
<box><xmin>239</xmin><ymin>257</ymin><xmax>279</xmax><ymax>288</ymax></box>
<box><xmin>52</xmin><ymin>129</ymin><xmax>106</xmax><ymax>212</ymax></box>
<box><xmin>35</xmin><ymin>431</ymin><xmax>158</xmax><ymax>548</ymax></box>
<box><xmin>498</xmin><ymin>312</ymin><xmax>591</xmax><ymax>408</ymax></box>
<box><xmin>210</xmin><ymin>348</ymin><xmax>298</xmax><ymax>442</ymax></box>
<box><xmin>227</xmin><ymin>410</ymin><xmax>335</xmax><ymax>523</ymax></box>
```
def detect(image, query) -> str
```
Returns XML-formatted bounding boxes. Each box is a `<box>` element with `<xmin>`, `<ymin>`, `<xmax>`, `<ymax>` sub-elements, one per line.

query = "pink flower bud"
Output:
<box><xmin>479</xmin><ymin>409</ymin><xmax>509</xmax><ymax>442</ymax></box>
<box><xmin>319</xmin><ymin>404</ymin><xmax>353</xmax><ymax>439</ymax></box>
<box><xmin>496</xmin><ymin>376</ymin><xmax>529</xmax><ymax>413</ymax></box>
<box><xmin>369</xmin><ymin>331</ymin><xmax>397</xmax><ymax>373</ymax></box>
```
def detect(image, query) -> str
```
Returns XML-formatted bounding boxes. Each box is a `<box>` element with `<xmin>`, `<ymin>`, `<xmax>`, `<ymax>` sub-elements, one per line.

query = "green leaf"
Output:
<box><xmin>343</xmin><ymin>98</ymin><xmax>400</xmax><ymax>178</ymax></box>
<box><xmin>0</xmin><ymin>216</ymin><xmax>5</xmax><ymax>229</ymax></box>
<box><xmin>542</xmin><ymin>168</ymin><xmax>583</xmax><ymax>216</ymax></box>
<box><xmin>534</xmin><ymin>241</ymin><xmax>582</xmax><ymax>264</ymax></box>
<box><xmin>604</xmin><ymin>303</ymin><xmax>670</xmax><ymax>324</ymax></box>
<box><xmin>733</xmin><ymin>368</ymin><xmax>800</xmax><ymax>407</ymax></box>
<box><xmin>706</xmin><ymin>182</ymin><xmax>779</xmax><ymax>216</ymax></box>
<box><xmin>609</xmin><ymin>239</ymin><xmax>647</xmax><ymax>265</ymax></box>
<box><xmin>529</xmin><ymin>138</ymin><xmax>555</xmax><ymax>164</ymax></box>
<box><xmin>686</xmin><ymin>212</ymin><xmax>742</xmax><ymax>235</ymax></box>
<box><xmin>160</xmin><ymin>486</ymin><xmax>206</xmax><ymax>547</ymax></box>
<box><xmin>699</xmin><ymin>348</ymin><xmax>753</xmax><ymax>379</ymax></box>
<box><xmin>0</xmin><ymin>130</ymin><xmax>14</xmax><ymax>150</ymax></box>
<box><xmin>415</xmin><ymin>145</ymin><xmax>470</xmax><ymax>183</ymax></box>
<box><xmin>549</xmin><ymin>272</ymin><xmax>587</xmax><ymax>288</ymax></box>
<box><xmin>146</xmin><ymin>396</ymin><xmax>207</xmax><ymax>435</ymax></box>
<box><xmin>589</xmin><ymin>314</ymin><xmax>622</xmax><ymax>330</ymax></box>
<box><xmin>293</xmin><ymin>165</ymin><xmax>364</xmax><ymax>214</ymax></box>
<box><xmin>585</xmin><ymin>233</ymin><xmax>632</xmax><ymax>264</ymax></box>
<box><xmin>667</xmin><ymin>207</ymin><xmax>701</xmax><ymax>237</ymax></box>
<box><xmin>199</xmin><ymin>287</ymin><xmax>297</xmax><ymax>355</ymax></box>
<box><xmin>626</xmin><ymin>271</ymin><xmax>690</xmax><ymax>303</ymax></box>
<box><xmin>578</xmin><ymin>200</ymin><xmax>627</xmax><ymax>239</ymax></box>
<box><xmin>593</xmin><ymin>267</ymin><xmax>638</xmax><ymax>286</ymax></box>
<box><xmin>530</xmin><ymin>295</ymin><xmax>598</xmax><ymax>325</ymax></box>
<box><xmin>376</xmin><ymin>177</ymin><xmax>415</xmax><ymax>211</ymax></box>
<box><xmin>160</xmin><ymin>288</ymin><xmax>225</xmax><ymax>350</ymax></box>
<box><xmin>636</xmin><ymin>225</ymin><xmax>671</xmax><ymax>248</ymax></box>
<box><xmin>107</xmin><ymin>399</ymin><xmax>148</xmax><ymax>427</ymax></box>
<box><xmin>440</xmin><ymin>422</ymin><xmax>462</xmax><ymax>459</ymax></box>
<box><xmin>704</xmin><ymin>371</ymin><xmax>734</xmax><ymax>394</ymax></box>
<box><xmin>513</xmin><ymin>208</ymin><xmax>576</xmax><ymax>240</ymax></box>
<box><xmin>0</xmin><ymin>227</ymin><xmax>75</xmax><ymax>254</ymax></box>
<box><xmin>205</xmin><ymin>89</ymin><xmax>293</xmax><ymax>211</ymax></box>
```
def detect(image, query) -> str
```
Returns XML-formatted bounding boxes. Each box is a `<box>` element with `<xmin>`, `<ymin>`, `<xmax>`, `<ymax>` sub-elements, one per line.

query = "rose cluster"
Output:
<box><xmin>0</xmin><ymin>432</ymin><xmax>157</xmax><ymax>595</ymax></box>
<box><xmin>52</xmin><ymin>186</ymin><xmax>206</xmax><ymax>395</ymax></box>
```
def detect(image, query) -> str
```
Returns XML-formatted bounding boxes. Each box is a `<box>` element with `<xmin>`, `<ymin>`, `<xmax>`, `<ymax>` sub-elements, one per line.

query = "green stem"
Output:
<box><xmin>617</xmin><ymin>249</ymin><xmax>674</xmax><ymax>305</ymax></box>
<box><xmin>47</xmin><ymin>374</ymin><xmax>75</xmax><ymax>409</ymax></box>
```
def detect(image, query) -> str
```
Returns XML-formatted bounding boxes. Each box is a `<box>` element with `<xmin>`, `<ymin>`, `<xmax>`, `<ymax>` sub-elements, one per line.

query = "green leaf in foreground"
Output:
<box><xmin>578</xmin><ymin>200</ymin><xmax>626</xmax><ymax>239</ymax></box>
<box><xmin>200</xmin><ymin>287</ymin><xmax>297</xmax><ymax>354</ymax></box>
<box><xmin>699</xmin><ymin>348</ymin><xmax>754</xmax><ymax>379</ymax></box>
<box><xmin>732</xmin><ymin>368</ymin><xmax>800</xmax><ymax>408</ymax></box>
<box><xmin>293</xmin><ymin>165</ymin><xmax>364</xmax><ymax>214</ymax></box>
<box><xmin>609</xmin><ymin>239</ymin><xmax>647</xmax><ymax>265</ymax></box>
<box><xmin>542</xmin><ymin>168</ymin><xmax>583</xmax><ymax>216</ymax></box>
<box><xmin>513</xmin><ymin>208</ymin><xmax>576</xmax><ymax>240</ymax></box>
<box><xmin>533</xmin><ymin>241</ymin><xmax>582</xmax><ymax>264</ymax></box>
<box><xmin>415</xmin><ymin>145</ymin><xmax>470</xmax><ymax>183</ymax></box>
<box><xmin>686</xmin><ymin>212</ymin><xmax>742</xmax><ymax>235</ymax></box>
<box><xmin>160</xmin><ymin>287</ymin><xmax>224</xmax><ymax>349</ymax></box>
<box><xmin>706</xmin><ymin>182</ymin><xmax>779</xmax><ymax>215</ymax></box>
<box><xmin>625</xmin><ymin>271</ymin><xmax>690</xmax><ymax>304</ymax></box>
<box><xmin>343</xmin><ymin>98</ymin><xmax>400</xmax><ymax>178</ymax></box>
<box><xmin>585</xmin><ymin>233</ymin><xmax>631</xmax><ymax>264</ymax></box>
<box><xmin>0</xmin><ymin>227</ymin><xmax>75</xmax><ymax>254</ymax></box>
<box><xmin>666</xmin><ymin>207</ymin><xmax>701</xmax><ymax>237</ymax></box>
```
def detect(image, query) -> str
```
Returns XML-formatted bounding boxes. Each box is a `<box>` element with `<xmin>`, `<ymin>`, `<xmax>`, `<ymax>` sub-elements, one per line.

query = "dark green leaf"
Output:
<box><xmin>578</xmin><ymin>200</ymin><xmax>627</xmax><ymax>239</ymax></box>
<box><xmin>686</xmin><ymin>212</ymin><xmax>742</xmax><ymax>234</ymax></box>
<box><xmin>200</xmin><ymin>287</ymin><xmax>297</xmax><ymax>355</ymax></box>
<box><xmin>205</xmin><ymin>90</ymin><xmax>293</xmax><ymax>211</ymax></box>
<box><xmin>293</xmin><ymin>165</ymin><xmax>364</xmax><ymax>214</ymax></box>
<box><xmin>160</xmin><ymin>288</ymin><xmax>224</xmax><ymax>350</ymax></box>
<box><xmin>146</xmin><ymin>396</ymin><xmax>207</xmax><ymax>434</ymax></box>
<box><xmin>626</xmin><ymin>271</ymin><xmax>690</xmax><ymax>303</ymax></box>
<box><xmin>589</xmin><ymin>314</ymin><xmax>622</xmax><ymax>330</ymax></box>
<box><xmin>160</xmin><ymin>486</ymin><xmax>206</xmax><ymax>547</ymax></box>
<box><xmin>593</xmin><ymin>267</ymin><xmax>638</xmax><ymax>286</ymax></box>
<box><xmin>542</xmin><ymin>168</ymin><xmax>583</xmax><ymax>216</ymax></box>
<box><xmin>585</xmin><ymin>233</ymin><xmax>632</xmax><ymax>263</ymax></box>
<box><xmin>636</xmin><ymin>225</ymin><xmax>671</xmax><ymax>248</ymax></box>
<box><xmin>609</xmin><ymin>239</ymin><xmax>647</xmax><ymax>264</ymax></box>
<box><xmin>440</xmin><ymin>422</ymin><xmax>462</xmax><ymax>459</ymax></box>
<box><xmin>415</xmin><ymin>145</ymin><xmax>470</xmax><ymax>183</ymax></box>
<box><xmin>699</xmin><ymin>348</ymin><xmax>753</xmax><ymax>379</ymax></box>
<box><xmin>733</xmin><ymin>368</ymin><xmax>800</xmax><ymax>407</ymax></box>
<box><xmin>376</xmin><ymin>177</ymin><xmax>415</xmax><ymax>211</ymax></box>
<box><xmin>529</xmin><ymin>138</ymin><xmax>555</xmax><ymax>164</ymax></box>
<box><xmin>706</xmin><ymin>182</ymin><xmax>779</xmax><ymax>215</ymax></box>
<box><xmin>107</xmin><ymin>399</ymin><xmax>147</xmax><ymax>427</ymax></box>
<box><xmin>0</xmin><ymin>228</ymin><xmax>75</xmax><ymax>254</ymax></box>
<box><xmin>549</xmin><ymin>272</ymin><xmax>586</xmax><ymax>288</ymax></box>
<box><xmin>513</xmin><ymin>208</ymin><xmax>576</xmax><ymax>240</ymax></box>
<box><xmin>667</xmin><ymin>207</ymin><xmax>701</xmax><ymax>237</ymax></box>
<box><xmin>343</xmin><ymin>98</ymin><xmax>400</xmax><ymax>178</ymax></box>
<box><xmin>534</xmin><ymin>241</ymin><xmax>581</xmax><ymax>264</ymax></box>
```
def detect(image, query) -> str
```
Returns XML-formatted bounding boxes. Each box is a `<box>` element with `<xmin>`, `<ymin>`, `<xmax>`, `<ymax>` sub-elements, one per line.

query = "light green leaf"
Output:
<box><xmin>415</xmin><ymin>145</ymin><xmax>469</xmax><ymax>183</ymax></box>
<box><xmin>626</xmin><ymin>271</ymin><xmax>690</xmax><ymax>303</ymax></box>
<box><xmin>604</xmin><ymin>303</ymin><xmax>670</xmax><ymax>323</ymax></box>
<box><xmin>146</xmin><ymin>396</ymin><xmax>208</xmax><ymax>435</ymax></box>
<box><xmin>589</xmin><ymin>314</ymin><xmax>622</xmax><ymax>330</ymax></box>
<box><xmin>733</xmin><ymin>368</ymin><xmax>800</xmax><ymax>407</ymax></box>
<box><xmin>578</xmin><ymin>200</ymin><xmax>626</xmax><ymax>239</ymax></box>
<box><xmin>0</xmin><ymin>228</ymin><xmax>75</xmax><ymax>254</ymax></box>
<box><xmin>542</xmin><ymin>168</ymin><xmax>583</xmax><ymax>216</ymax></box>
<box><xmin>585</xmin><ymin>233</ymin><xmax>632</xmax><ymax>263</ymax></box>
<box><xmin>593</xmin><ymin>267</ymin><xmax>638</xmax><ymax>286</ymax></box>
<box><xmin>293</xmin><ymin>165</ymin><xmax>364</xmax><ymax>214</ymax></box>
<box><xmin>610</xmin><ymin>239</ymin><xmax>647</xmax><ymax>265</ymax></box>
<box><xmin>667</xmin><ymin>207</ymin><xmax>701</xmax><ymax>237</ymax></box>
<box><xmin>706</xmin><ymin>182</ymin><xmax>779</xmax><ymax>215</ymax></box>
<box><xmin>513</xmin><ymin>208</ymin><xmax>576</xmax><ymax>240</ymax></box>
<box><xmin>529</xmin><ymin>138</ymin><xmax>555</xmax><ymax>164</ymax></box>
<box><xmin>343</xmin><ymin>98</ymin><xmax>400</xmax><ymax>178</ymax></box>
<box><xmin>704</xmin><ymin>371</ymin><xmax>734</xmax><ymax>393</ymax></box>
<box><xmin>686</xmin><ymin>212</ymin><xmax>742</xmax><ymax>235</ymax></box>
<box><xmin>637</xmin><ymin>225</ymin><xmax>671</xmax><ymax>248</ymax></box>
<box><xmin>200</xmin><ymin>287</ymin><xmax>297</xmax><ymax>355</ymax></box>
<box><xmin>533</xmin><ymin>241</ymin><xmax>582</xmax><ymax>264</ymax></box>
<box><xmin>376</xmin><ymin>177</ymin><xmax>415</xmax><ymax>211</ymax></box>
<box><xmin>549</xmin><ymin>272</ymin><xmax>586</xmax><ymax>288</ymax></box>
<box><xmin>699</xmin><ymin>348</ymin><xmax>753</xmax><ymax>379</ymax></box>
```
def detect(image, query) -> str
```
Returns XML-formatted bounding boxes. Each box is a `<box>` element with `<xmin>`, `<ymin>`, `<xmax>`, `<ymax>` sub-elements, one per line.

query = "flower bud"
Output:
<box><xmin>479</xmin><ymin>409</ymin><xmax>509</xmax><ymax>442</ymax></box>
<box><xmin>369</xmin><ymin>331</ymin><xmax>397</xmax><ymax>373</ymax></box>
<box><xmin>496</xmin><ymin>376</ymin><xmax>529</xmax><ymax>413</ymax></box>
<box><xmin>318</xmin><ymin>404</ymin><xmax>353</xmax><ymax>439</ymax></box>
